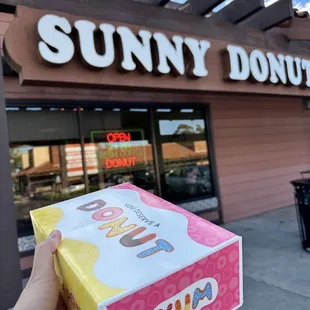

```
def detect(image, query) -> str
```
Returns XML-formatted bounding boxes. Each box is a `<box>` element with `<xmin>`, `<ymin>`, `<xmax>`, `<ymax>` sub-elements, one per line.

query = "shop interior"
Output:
<box><xmin>7</xmin><ymin>102</ymin><xmax>218</xmax><ymax>241</ymax></box>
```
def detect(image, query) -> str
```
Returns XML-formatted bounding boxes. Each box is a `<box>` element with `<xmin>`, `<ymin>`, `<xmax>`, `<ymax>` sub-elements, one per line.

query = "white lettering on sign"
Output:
<box><xmin>38</xmin><ymin>14</ymin><xmax>74</xmax><ymax>64</ymax></box>
<box><xmin>227</xmin><ymin>45</ymin><xmax>250</xmax><ymax>81</ymax></box>
<box><xmin>184</xmin><ymin>38</ymin><xmax>210</xmax><ymax>77</ymax></box>
<box><xmin>226</xmin><ymin>44</ymin><xmax>310</xmax><ymax>88</ymax></box>
<box><xmin>117</xmin><ymin>26</ymin><xmax>153</xmax><ymax>73</ymax></box>
<box><xmin>37</xmin><ymin>14</ymin><xmax>310</xmax><ymax>90</ymax></box>
<box><xmin>37</xmin><ymin>14</ymin><xmax>210</xmax><ymax>78</ymax></box>
<box><xmin>249</xmin><ymin>49</ymin><xmax>269</xmax><ymax>83</ymax></box>
<box><xmin>285</xmin><ymin>55</ymin><xmax>302</xmax><ymax>86</ymax></box>
<box><xmin>302</xmin><ymin>59</ymin><xmax>310</xmax><ymax>87</ymax></box>
<box><xmin>74</xmin><ymin>20</ymin><xmax>115</xmax><ymax>68</ymax></box>
<box><xmin>266</xmin><ymin>52</ymin><xmax>287</xmax><ymax>84</ymax></box>
<box><xmin>153</xmin><ymin>33</ymin><xmax>185</xmax><ymax>75</ymax></box>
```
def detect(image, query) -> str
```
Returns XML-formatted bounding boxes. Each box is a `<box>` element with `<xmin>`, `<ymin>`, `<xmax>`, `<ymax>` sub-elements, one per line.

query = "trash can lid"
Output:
<box><xmin>291</xmin><ymin>179</ymin><xmax>310</xmax><ymax>186</ymax></box>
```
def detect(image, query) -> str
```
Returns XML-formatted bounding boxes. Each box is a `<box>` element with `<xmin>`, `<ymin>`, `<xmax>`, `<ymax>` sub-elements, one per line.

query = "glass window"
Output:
<box><xmin>8</xmin><ymin>106</ymin><xmax>215</xmax><ymax>249</ymax></box>
<box><xmin>8</xmin><ymin>104</ymin><xmax>218</xmax><ymax>277</ymax></box>
<box><xmin>155</xmin><ymin>108</ymin><xmax>214</xmax><ymax>203</ymax></box>
<box><xmin>7</xmin><ymin>107</ymin><xmax>85</xmax><ymax>245</ymax></box>
<box><xmin>82</xmin><ymin>108</ymin><xmax>157</xmax><ymax>194</ymax></box>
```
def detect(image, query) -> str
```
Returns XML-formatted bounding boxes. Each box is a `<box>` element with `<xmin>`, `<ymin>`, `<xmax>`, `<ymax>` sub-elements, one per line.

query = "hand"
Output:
<box><xmin>14</xmin><ymin>230</ymin><xmax>66</xmax><ymax>310</ymax></box>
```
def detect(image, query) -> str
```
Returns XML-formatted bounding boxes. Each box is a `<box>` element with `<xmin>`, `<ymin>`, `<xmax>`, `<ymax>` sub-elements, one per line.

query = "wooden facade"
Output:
<box><xmin>212</xmin><ymin>97</ymin><xmax>309</xmax><ymax>221</ymax></box>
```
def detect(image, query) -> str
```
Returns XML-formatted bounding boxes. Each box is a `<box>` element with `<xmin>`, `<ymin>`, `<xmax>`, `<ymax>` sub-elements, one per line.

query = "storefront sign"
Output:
<box><xmin>5</xmin><ymin>5</ymin><xmax>310</xmax><ymax>97</ymax></box>
<box><xmin>225</xmin><ymin>45</ymin><xmax>310</xmax><ymax>87</ymax></box>
<box><xmin>37</xmin><ymin>14</ymin><xmax>209</xmax><ymax>78</ymax></box>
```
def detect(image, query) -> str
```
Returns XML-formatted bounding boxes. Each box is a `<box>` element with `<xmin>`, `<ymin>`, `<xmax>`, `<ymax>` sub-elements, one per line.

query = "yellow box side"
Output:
<box><xmin>31</xmin><ymin>206</ymin><xmax>125</xmax><ymax>310</ymax></box>
<box><xmin>55</xmin><ymin>243</ymin><xmax>98</xmax><ymax>310</ymax></box>
<box><xmin>30</xmin><ymin>206</ymin><xmax>97</xmax><ymax>310</ymax></box>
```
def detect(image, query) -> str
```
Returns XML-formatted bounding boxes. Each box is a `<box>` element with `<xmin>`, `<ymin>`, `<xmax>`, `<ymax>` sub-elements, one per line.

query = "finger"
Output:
<box><xmin>47</xmin><ymin>229</ymin><xmax>62</xmax><ymax>253</ymax></box>
<box><xmin>30</xmin><ymin>230</ymin><xmax>62</xmax><ymax>283</ymax></box>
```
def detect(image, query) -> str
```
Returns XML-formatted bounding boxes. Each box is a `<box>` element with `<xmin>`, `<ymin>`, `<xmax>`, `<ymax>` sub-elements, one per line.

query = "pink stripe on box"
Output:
<box><xmin>107</xmin><ymin>241</ymin><xmax>241</xmax><ymax>310</ymax></box>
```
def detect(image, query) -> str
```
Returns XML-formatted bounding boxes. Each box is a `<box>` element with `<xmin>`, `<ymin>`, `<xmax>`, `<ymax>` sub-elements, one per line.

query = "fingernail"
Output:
<box><xmin>48</xmin><ymin>230</ymin><xmax>59</xmax><ymax>239</ymax></box>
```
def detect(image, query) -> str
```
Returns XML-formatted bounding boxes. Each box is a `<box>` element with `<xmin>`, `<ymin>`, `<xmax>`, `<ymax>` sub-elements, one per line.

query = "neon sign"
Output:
<box><xmin>90</xmin><ymin>129</ymin><xmax>146</xmax><ymax>170</ymax></box>
<box><xmin>105</xmin><ymin>157</ymin><xmax>136</xmax><ymax>169</ymax></box>
<box><xmin>106</xmin><ymin>132</ymin><xmax>131</xmax><ymax>143</ymax></box>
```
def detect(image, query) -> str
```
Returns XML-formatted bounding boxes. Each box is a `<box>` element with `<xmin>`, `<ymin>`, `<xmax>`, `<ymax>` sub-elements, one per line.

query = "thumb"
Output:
<box><xmin>30</xmin><ymin>230</ymin><xmax>62</xmax><ymax>284</ymax></box>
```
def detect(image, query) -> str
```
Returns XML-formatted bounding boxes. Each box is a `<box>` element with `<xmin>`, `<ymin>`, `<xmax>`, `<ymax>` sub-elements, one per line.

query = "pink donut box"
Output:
<box><xmin>107</xmin><ymin>183</ymin><xmax>243</xmax><ymax>310</ymax></box>
<box><xmin>32</xmin><ymin>182</ymin><xmax>243</xmax><ymax>310</ymax></box>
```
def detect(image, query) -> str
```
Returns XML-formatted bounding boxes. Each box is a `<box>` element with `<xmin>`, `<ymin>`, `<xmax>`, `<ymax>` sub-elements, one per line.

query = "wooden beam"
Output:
<box><xmin>186</xmin><ymin>0</ymin><xmax>225</xmax><ymax>15</ymax></box>
<box><xmin>133</xmin><ymin>0</ymin><xmax>170</xmax><ymax>6</ymax></box>
<box><xmin>239</xmin><ymin>0</ymin><xmax>294</xmax><ymax>31</ymax></box>
<box><xmin>211</xmin><ymin>0</ymin><xmax>265</xmax><ymax>24</ymax></box>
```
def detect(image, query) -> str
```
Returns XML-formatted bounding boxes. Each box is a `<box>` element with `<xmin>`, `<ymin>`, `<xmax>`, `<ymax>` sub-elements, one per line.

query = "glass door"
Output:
<box><xmin>153</xmin><ymin>108</ymin><xmax>214</xmax><ymax>203</ymax></box>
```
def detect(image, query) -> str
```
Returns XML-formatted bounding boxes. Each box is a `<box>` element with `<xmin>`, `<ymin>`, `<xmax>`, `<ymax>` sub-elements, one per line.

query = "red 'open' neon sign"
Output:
<box><xmin>106</xmin><ymin>132</ymin><xmax>131</xmax><ymax>143</ymax></box>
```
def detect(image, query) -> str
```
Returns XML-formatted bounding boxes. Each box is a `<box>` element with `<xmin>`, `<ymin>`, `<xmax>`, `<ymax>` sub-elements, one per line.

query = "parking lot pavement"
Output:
<box><xmin>223</xmin><ymin>206</ymin><xmax>310</xmax><ymax>310</ymax></box>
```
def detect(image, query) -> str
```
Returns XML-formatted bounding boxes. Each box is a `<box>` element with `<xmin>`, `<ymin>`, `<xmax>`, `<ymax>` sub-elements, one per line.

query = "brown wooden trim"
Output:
<box><xmin>211</xmin><ymin>0</ymin><xmax>264</xmax><ymax>24</ymax></box>
<box><xmin>0</xmin><ymin>56</ymin><xmax>22</xmax><ymax>310</ymax></box>
<box><xmin>77</xmin><ymin>109</ymin><xmax>89</xmax><ymax>194</ymax></box>
<box><xmin>149</xmin><ymin>108</ymin><xmax>162</xmax><ymax>197</ymax></box>
<box><xmin>239</xmin><ymin>0</ymin><xmax>294</xmax><ymax>31</ymax></box>
<box><xmin>205</xmin><ymin>106</ymin><xmax>224</xmax><ymax>224</ymax></box>
<box><xmin>4</xmin><ymin>76</ymin><xmax>309</xmax><ymax>103</ymax></box>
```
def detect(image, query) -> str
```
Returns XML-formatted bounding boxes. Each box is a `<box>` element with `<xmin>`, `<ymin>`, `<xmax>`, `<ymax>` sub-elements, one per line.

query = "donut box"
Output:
<box><xmin>30</xmin><ymin>183</ymin><xmax>243</xmax><ymax>310</ymax></box>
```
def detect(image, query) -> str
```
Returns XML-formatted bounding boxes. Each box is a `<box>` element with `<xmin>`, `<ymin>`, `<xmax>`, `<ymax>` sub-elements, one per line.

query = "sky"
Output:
<box><xmin>172</xmin><ymin>0</ymin><xmax>310</xmax><ymax>13</ymax></box>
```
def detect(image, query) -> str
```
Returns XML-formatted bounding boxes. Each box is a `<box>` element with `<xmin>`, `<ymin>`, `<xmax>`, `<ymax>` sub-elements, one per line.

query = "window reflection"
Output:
<box><xmin>83</xmin><ymin>109</ymin><xmax>157</xmax><ymax>194</ymax></box>
<box><xmin>159</xmin><ymin>119</ymin><xmax>205</xmax><ymax>135</ymax></box>
<box><xmin>157</xmin><ymin>109</ymin><xmax>213</xmax><ymax>202</ymax></box>
<box><xmin>7</xmin><ymin>108</ymin><xmax>84</xmax><ymax>239</ymax></box>
<box><xmin>11</xmin><ymin>144</ymin><xmax>87</xmax><ymax>225</ymax></box>
<box><xmin>8</xmin><ymin>107</ymin><xmax>214</xmax><ymax>243</ymax></box>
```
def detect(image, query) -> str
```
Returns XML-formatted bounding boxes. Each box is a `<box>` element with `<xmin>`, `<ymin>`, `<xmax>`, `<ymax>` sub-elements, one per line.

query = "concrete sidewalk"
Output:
<box><xmin>223</xmin><ymin>206</ymin><xmax>310</xmax><ymax>310</ymax></box>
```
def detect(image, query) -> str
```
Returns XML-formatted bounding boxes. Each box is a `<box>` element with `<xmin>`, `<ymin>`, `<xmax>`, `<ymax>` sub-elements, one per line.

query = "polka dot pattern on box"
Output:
<box><xmin>107</xmin><ymin>242</ymin><xmax>241</xmax><ymax>310</ymax></box>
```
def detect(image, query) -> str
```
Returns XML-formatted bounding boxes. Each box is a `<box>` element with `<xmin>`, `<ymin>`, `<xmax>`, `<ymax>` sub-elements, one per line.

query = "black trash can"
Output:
<box><xmin>291</xmin><ymin>172</ymin><xmax>310</xmax><ymax>252</ymax></box>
